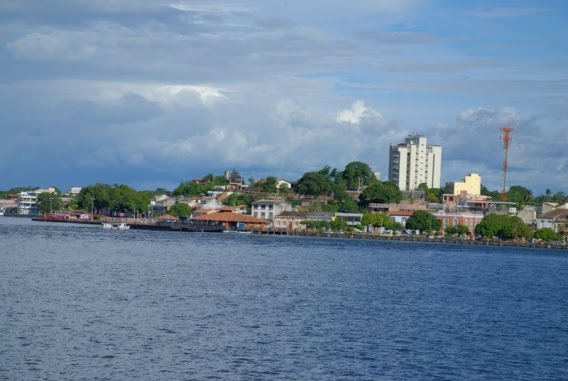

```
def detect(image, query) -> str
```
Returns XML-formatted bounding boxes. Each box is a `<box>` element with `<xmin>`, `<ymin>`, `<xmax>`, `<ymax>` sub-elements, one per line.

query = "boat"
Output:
<box><xmin>102</xmin><ymin>222</ymin><xmax>130</xmax><ymax>230</ymax></box>
<box><xmin>223</xmin><ymin>229</ymin><xmax>252</xmax><ymax>234</ymax></box>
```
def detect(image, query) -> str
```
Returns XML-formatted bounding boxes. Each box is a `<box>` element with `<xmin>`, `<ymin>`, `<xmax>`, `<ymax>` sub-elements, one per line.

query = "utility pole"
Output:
<box><xmin>500</xmin><ymin>126</ymin><xmax>514</xmax><ymax>203</ymax></box>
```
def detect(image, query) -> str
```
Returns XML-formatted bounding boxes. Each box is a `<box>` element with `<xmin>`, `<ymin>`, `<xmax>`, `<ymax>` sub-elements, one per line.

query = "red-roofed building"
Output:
<box><xmin>191</xmin><ymin>211</ymin><xmax>267</xmax><ymax>231</ymax></box>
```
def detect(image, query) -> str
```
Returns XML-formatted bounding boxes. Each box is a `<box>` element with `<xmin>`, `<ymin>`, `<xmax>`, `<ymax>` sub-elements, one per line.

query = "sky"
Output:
<box><xmin>1</xmin><ymin>0</ymin><xmax>567</xmax><ymax>195</ymax></box>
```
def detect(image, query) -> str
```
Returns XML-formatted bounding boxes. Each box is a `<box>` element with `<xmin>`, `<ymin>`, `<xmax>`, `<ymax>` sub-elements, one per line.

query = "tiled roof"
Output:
<box><xmin>191</xmin><ymin>212</ymin><xmax>267</xmax><ymax>224</ymax></box>
<box><xmin>539</xmin><ymin>209</ymin><xmax>568</xmax><ymax>220</ymax></box>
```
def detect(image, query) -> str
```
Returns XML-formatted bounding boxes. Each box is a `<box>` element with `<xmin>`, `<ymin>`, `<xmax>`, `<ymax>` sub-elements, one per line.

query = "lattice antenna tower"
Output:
<box><xmin>500</xmin><ymin>126</ymin><xmax>514</xmax><ymax>202</ymax></box>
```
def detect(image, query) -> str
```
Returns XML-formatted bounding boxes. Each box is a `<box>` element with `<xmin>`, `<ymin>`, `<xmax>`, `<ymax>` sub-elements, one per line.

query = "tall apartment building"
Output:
<box><xmin>388</xmin><ymin>134</ymin><xmax>442</xmax><ymax>191</ymax></box>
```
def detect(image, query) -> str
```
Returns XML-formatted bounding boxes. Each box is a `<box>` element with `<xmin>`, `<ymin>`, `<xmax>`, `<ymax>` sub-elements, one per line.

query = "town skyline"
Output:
<box><xmin>1</xmin><ymin>1</ymin><xmax>567</xmax><ymax>193</ymax></box>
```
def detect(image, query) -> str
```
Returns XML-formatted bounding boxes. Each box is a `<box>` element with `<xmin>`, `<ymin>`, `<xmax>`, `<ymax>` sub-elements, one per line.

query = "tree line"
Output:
<box><xmin>1</xmin><ymin>161</ymin><xmax>566</xmax><ymax>225</ymax></box>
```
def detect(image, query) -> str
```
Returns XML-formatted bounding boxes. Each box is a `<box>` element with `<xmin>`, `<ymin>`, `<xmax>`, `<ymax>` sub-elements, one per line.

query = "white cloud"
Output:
<box><xmin>142</xmin><ymin>85</ymin><xmax>227</xmax><ymax>108</ymax></box>
<box><xmin>336</xmin><ymin>100</ymin><xmax>383</xmax><ymax>125</ymax></box>
<box><xmin>0</xmin><ymin>0</ymin><xmax>566</xmax><ymax>195</ymax></box>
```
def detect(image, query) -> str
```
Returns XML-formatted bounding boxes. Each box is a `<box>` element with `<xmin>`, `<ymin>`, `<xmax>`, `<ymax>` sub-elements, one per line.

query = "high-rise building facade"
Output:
<box><xmin>388</xmin><ymin>134</ymin><xmax>442</xmax><ymax>191</ymax></box>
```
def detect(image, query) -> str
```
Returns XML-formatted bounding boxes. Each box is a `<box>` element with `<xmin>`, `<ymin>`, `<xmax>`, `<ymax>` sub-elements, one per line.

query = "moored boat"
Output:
<box><xmin>102</xmin><ymin>222</ymin><xmax>130</xmax><ymax>230</ymax></box>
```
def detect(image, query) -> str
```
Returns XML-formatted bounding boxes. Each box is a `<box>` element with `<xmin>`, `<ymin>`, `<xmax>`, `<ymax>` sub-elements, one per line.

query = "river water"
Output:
<box><xmin>1</xmin><ymin>217</ymin><xmax>567</xmax><ymax>380</ymax></box>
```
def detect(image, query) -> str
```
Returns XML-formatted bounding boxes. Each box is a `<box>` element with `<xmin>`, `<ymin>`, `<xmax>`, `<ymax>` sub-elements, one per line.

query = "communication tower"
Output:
<box><xmin>500</xmin><ymin>126</ymin><xmax>514</xmax><ymax>202</ymax></box>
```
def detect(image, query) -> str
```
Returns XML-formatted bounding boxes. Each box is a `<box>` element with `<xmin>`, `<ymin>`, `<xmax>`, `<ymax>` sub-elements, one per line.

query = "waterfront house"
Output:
<box><xmin>368</xmin><ymin>201</ymin><xmax>428</xmax><ymax>226</ymax></box>
<box><xmin>17</xmin><ymin>188</ymin><xmax>57</xmax><ymax>215</ymax></box>
<box><xmin>191</xmin><ymin>211</ymin><xmax>267</xmax><ymax>231</ymax></box>
<box><xmin>334</xmin><ymin>212</ymin><xmax>364</xmax><ymax>226</ymax></box>
<box><xmin>536</xmin><ymin>209</ymin><xmax>568</xmax><ymax>235</ymax></box>
<box><xmin>251</xmin><ymin>199</ymin><xmax>293</xmax><ymax>220</ymax></box>
<box><xmin>273</xmin><ymin>211</ymin><xmax>308</xmax><ymax>231</ymax></box>
<box><xmin>433</xmin><ymin>210</ymin><xmax>484</xmax><ymax>235</ymax></box>
<box><xmin>150</xmin><ymin>194</ymin><xmax>175</xmax><ymax>217</ymax></box>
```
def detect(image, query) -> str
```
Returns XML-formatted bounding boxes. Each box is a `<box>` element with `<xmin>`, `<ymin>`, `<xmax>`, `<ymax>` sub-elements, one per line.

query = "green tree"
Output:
<box><xmin>37</xmin><ymin>192</ymin><xmax>62</xmax><ymax>213</ymax></box>
<box><xmin>76</xmin><ymin>184</ymin><xmax>150</xmax><ymax>216</ymax></box>
<box><xmin>168</xmin><ymin>202</ymin><xmax>192</xmax><ymax>219</ymax></box>
<box><xmin>405</xmin><ymin>210</ymin><xmax>442</xmax><ymax>233</ymax></box>
<box><xmin>210</xmin><ymin>175</ymin><xmax>229</xmax><ymax>187</ymax></box>
<box><xmin>330</xmin><ymin>218</ymin><xmax>349</xmax><ymax>232</ymax></box>
<box><xmin>445</xmin><ymin>224</ymin><xmax>469</xmax><ymax>236</ymax></box>
<box><xmin>388</xmin><ymin>221</ymin><xmax>405</xmax><ymax>232</ymax></box>
<box><xmin>534</xmin><ymin>227</ymin><xmax>562</xmax><ymax>241</ymax></box>
<box><xmin>173</xmin><ymin>181</ymin><xmax>209</xmax><ymax>197</ymax></box>
<box><xmin>418</xmin><ymin>183</ymin><xmax>442</xmax><ymax>203</ymax></box>
<box><xmin>296</xmin><ymin>172</ymin><xmax>334</xmax><ymax>197</ymax></box>
<box><xmin>481</xmin><ymin>185</ymin><xmax>500</xmax><ymax>201</ymax></box>
<box><xmin>109</xmin><ymin>184</ymin><xmax>150</xmax><ymax>215</ymax></box>
<box><xmin>361</xmin><ymin>212</ymin><xmax>391</xmax><ymax>229</ymax></box>
<box><xmin>262</xmin><ymin>176</ymin><xmax>278</xmax><ymax>194</ymax></box>
<box><xmin>321</xmin><ymin>201</ymin><xmax>339</xmax><ymax>212</ymax></box>
<box><xmin>222</xmin><ymin>193</ymin><xmax>253</xmax><ymax>207</ymax></box>
<box><xmin>359</xmin><ymin>181</ymin><xmax>402</xmax><ymax>206</ymax></box>
<box><xmin>507</xmin><ymin>185</ymin><xmax>533</xmax><ymax>206</ymax></box>
<box><xmin>552</xmin><ymin>191</ymin><xmax>566</xmax><ymax>204</ymax></box>
<box><xmin>417</xmin><ymin>183</ymin><xmax>429</xmax><ymax>192</ymax></box>
<box><xmin>474</xmin><ymin>214</ymin><xmax>533</xmax><ymax>240</ymax></box>
<box><xmin>301</xmin><ymin>220</ymin><xmax>330</xmax><ymax>232</ymax></box>
<box><xmin>339</xmin><ymin>198</ymin><xmax>360</xmax><ymax>213</ymax></box>
<box><xmin>76</xmin><ymin>184</ymin><xmax>114</xmax><ymax>212</ymax></box>
<box><xmin>339</xmin><ymin>161</ymin><xmax>377</xmax><ymax>190</ymax></box>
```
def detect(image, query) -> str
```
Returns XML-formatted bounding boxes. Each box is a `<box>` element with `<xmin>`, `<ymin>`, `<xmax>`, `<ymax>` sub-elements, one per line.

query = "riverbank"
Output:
<box><xmin>17</xmin><ymin>215</ymin><xmax>568</xmax><ymax>251</ymax></box>
<box><xmin>257</xmin><ymin>229</ymin><xmax>568</xmax><ymax>250</ymax></box>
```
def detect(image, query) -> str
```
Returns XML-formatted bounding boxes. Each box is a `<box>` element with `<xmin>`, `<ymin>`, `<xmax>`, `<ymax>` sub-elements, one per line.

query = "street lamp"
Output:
<box><xmin>91</xmin><ymin>197</ymin><xmax>95</xmax><ymax>221</ymax></box>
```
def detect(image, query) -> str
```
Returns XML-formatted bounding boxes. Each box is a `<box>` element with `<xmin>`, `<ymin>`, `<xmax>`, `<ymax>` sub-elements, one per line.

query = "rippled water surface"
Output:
<box><xmin>1</xmin><ymin>217</ymin><xmax>567</xmax><ymax>380</ymax></box>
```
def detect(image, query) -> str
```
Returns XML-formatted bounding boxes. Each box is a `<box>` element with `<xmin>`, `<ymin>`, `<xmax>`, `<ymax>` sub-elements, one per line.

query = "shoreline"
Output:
<box><xmin>256</xmin><ymin>229</ymin><xmax>567</xmax><ymax>251</ymax></box>
<box><xmin>22</xmin><ymin>215</ymin><xmax>568</xmax><ymax>251</ymax></box>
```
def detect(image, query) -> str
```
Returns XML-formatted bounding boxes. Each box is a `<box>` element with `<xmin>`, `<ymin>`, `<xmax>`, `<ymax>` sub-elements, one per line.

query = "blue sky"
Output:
<box><xmin>1</xmin><ymin>0</ymin><xmax>567</xmax><ymax>194</ymax></box>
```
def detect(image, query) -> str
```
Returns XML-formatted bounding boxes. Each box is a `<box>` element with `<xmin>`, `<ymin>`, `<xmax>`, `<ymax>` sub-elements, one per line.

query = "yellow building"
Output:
<box><xmin>452</xmin><ymin>173</ymin><xmax>481</xmax><ymax>196</ymax></box>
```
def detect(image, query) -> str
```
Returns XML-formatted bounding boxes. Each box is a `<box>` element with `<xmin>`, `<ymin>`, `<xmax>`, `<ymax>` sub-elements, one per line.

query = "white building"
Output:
<box><xmin>68</xmin><ymin>187</ymin><xmax>82</xmax><ymax>196</ymax></box>
<box><xmin>17</xmin><ymin>188</ymin><xmax>57</xmax><ymax>215</ymax></box>
<box><xmin>17</xmin><ymin>192</ymin><xmax>39</xmax><ymax>215</ymax></box>
<box><xmin>251</xmin><ymin>199</ymin><xmax>293</xmax><ymax>220</ymax></box>
<box><xmin>389</xmin><ymin>134</ymin><xmax>442</xmax><ymax>191</ymax></box>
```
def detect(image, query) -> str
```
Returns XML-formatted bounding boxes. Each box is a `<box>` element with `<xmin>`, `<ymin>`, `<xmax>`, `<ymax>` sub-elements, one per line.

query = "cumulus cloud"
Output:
<box><xmin>0</xmin><ymin>0</ymin><xmax>566</xmax><ymax>195</ymax></box>
<box><xmin>336</xmin><ymin>101</ymin><xmax>383</xmax><ymax>124</ymax></box>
